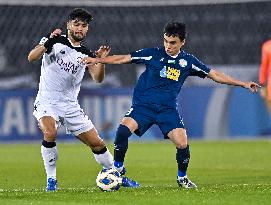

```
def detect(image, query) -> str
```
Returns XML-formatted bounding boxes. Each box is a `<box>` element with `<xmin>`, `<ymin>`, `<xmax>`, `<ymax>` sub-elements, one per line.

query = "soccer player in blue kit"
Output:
<box><xmin>82</xmin><ymin>21</ymin><xmax>260</xmax><ymax>188</ymax></box>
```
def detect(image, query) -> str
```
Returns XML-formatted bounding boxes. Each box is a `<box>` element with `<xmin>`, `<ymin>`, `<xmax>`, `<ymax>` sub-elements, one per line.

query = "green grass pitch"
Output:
<box><xmin>0</xmin><ymin>140</ymin><xmax>270</xmax><ymax>205</ymax></box>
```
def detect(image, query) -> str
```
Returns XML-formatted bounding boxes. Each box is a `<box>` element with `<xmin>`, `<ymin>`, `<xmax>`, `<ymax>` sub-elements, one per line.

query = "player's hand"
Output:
<box><xmin>50</xmin><ymin>29</ymin><xmax>62</xmax><ymax>38</ymax></box>
<box><xmin>82</xmin><ymin>57</ymin><xmax>99</xmax><ymax>66</ymax></box>
<box><xmin>243</xmin><ymin>82</ymin><xmax>261</xmax><ymax>93</ymax></box>
<box><xmin>95</xmin><ymin>45</ymin><xmax>111</xmax><ymax>58</ymax></box>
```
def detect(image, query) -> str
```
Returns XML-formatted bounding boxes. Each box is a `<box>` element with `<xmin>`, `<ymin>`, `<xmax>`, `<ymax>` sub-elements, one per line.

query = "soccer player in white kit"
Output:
<box><xmin>28</xmin><ymin>8</ymin><xmax>115</xmax><ymax>191</ymax></box>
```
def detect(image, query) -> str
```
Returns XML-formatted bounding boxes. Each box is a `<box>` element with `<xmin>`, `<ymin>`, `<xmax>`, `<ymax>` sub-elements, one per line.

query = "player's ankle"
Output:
<box><xmin>114</xmin><ymin>161</ymin><xmax>124</xmax><ymax>172</ymax></box>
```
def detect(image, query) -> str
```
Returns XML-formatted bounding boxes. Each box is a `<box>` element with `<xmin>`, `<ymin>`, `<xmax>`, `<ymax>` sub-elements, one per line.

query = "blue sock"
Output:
<box><xmin>178</xmin><ymin>170</ymin><xmax>186</xmax><ymax>177</ymax></box>
<box><xmin>114</xmin><ymin>161</ymin><xmax>123</xmax><ymax>168</ymax></box>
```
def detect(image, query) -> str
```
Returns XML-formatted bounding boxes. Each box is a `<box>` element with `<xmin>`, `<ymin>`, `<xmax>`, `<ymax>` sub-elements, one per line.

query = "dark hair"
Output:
<box><xmin>68</xmin><ymin>8</ymin><xmax>93</xmax><ymax>24</ymax></box>
<box><xmin>163</xmin><ymin>21</ymin><xmax>186</xmax><ymax>41</ymax></box>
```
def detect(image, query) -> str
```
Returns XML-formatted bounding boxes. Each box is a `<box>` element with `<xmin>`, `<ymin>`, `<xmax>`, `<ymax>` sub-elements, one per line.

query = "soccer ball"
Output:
<box><xmin>96</xmin><ymin>168</ymin><xmax>122</xmax><ymax>191</ymax></box>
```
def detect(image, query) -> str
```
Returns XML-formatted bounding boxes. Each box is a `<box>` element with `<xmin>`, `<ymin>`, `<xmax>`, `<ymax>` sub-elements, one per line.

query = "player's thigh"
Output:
<box><xmin>120</xmin><ymin>117</ymin><xmax>139</xmax><ymax>133</ymax></box>
<box><xmin>39</xmin><ymin>116</ymin><xmax>58</xmax><ymax>141</ymax></box>
<box><xmin>65</xmin><ymin>106</ymin><xmax>94</xmax><ymax>136</ymax></box>
<box><xmin>167</xmin><ymin>128</ymin><xmax>188</xmax><ymax>149</ymax></box>
<box><xmin>77</xmin><ymin>127</ymin><xmax>105</xmax><ymax>149</ymax></box>
<box><xmin>33</xmin><ymin>100</ymin><xmax>60</xmax><ymax>141</ymax></box>
<box><xmin>124</xmin><ymin>105</ymin><xmax>155</xmax><ymax>136</ymax></box>
<box><xmin>157</xmin><ymin>108</ymin><xmax>184</xmax><ymax>139</ymax></box>
<box><xmin>65</xmin><ymin>106</ymin><xmax>104</xmax><ymax>148</ymax></box>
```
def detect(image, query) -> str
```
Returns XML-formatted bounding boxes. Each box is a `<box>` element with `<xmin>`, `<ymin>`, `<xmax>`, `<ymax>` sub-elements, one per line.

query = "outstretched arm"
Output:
<box><xmin>82</xmin><ymin>54</ymin><xmax>131</xmax><ymax>65</ymax></box>
<box><xmin>207</xmin><ymin>69</ymin><xmax>260</xmax><ymax>92</ymax></box>
<box><xmin>28</xmin><ymin>29</ymin><xmax>62</xmax><ymax>62</ymax></box>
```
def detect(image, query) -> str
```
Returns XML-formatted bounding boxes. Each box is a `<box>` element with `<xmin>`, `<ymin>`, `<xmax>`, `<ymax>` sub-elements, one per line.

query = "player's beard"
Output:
<box><xmin>70</xmin><ymin>31</ymin><xmax>85</xmax><ymax>42</ymax></box>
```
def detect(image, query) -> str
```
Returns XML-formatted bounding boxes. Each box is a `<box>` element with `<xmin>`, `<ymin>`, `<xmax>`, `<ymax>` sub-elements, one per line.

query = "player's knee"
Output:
<box><xmin>175</xmin><ymin>140</ymin><xmax>188</xmax><ymax>149</ymax></box>
<box><xmin>89</xmin><ymin>139</ymin><xmax>106</xmax><ymax>152</ymax></box>
<box><xmin>114</xmin><ymin>124</ymin><xmax>132</xmax><ymax>150</ymax></box>
<box><xmin>43</xmin><ymin>128</ymin><xmax>57</xmax><ymax>139</ymax></box>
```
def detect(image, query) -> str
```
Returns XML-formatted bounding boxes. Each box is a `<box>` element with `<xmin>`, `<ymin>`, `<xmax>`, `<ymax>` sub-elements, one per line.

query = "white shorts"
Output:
<box><xmin>33</xmin><ymin>99</ymin><xmax>94</xmax><ymax>136</ymax></box>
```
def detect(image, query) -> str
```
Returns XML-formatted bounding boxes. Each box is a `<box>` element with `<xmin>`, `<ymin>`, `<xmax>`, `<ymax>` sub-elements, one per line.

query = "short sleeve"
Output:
<box><xmin>189</xmin><ymin>55</ymin><xmax>211</xmax><ymax>78</ymax></box>
<box><xmin>130</xmin><ymin>48</ymin><xmax>155</xmax><ymax>64</ymax></box>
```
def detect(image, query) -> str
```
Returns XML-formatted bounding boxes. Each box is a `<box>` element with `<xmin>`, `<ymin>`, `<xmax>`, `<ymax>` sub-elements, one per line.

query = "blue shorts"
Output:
<box><xmin>124</xmin><ymin>104</ymin><xmax>184</xmax><ymax>139</ymax></box>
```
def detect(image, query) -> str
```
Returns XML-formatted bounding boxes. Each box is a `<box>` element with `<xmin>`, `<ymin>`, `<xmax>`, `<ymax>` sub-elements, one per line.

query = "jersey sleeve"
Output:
<box><xmin>130</xmin><ymin>48</ymin><xmax>155</xmax><ymax>64</ymax></box>
<box><xmin>39</xmin><ymin>35</ymin><xmax>61</xmax><ymax>54</ymax></box>
<box><xmin>39</xmin><ymin>36</ymin><xmax>49</xmax><ymax>45</ymax></box>
<box><xmin>189</xmin><ymin>55</ymin><xmax>211</xmax><ymax>78</ymax></box>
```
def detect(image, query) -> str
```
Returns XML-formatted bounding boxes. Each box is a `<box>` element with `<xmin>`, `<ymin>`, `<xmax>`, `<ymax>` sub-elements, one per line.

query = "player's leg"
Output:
<box><xmin>168</xmin><ymin>128</ymin><xmax>197</xmax><ymax>188</ymax></box>
<box><xmin>113</xmin><ymin>117</ymin><xmax>138</xmax><ymax>174</ymax></box>
<box><xmin>167</xmin><ymin>127</ymin><xmax>189</xmax><ymax>176</ymax></box>
<box><xmin>39</xmin><ymin>116</ymin><xmax>58</xmax><ymax>191</ymax></box>
<box><xmin>158</xmin><ymin>109</ymin><xmax>197</xmax><ymax>188</ymax></box>
<box><xmin>64</xmin><ymin>104</ymin><xmax>114</xmax><ymax>169</ymax></box>
<box><xmin>77</xmin><ymin>128</ymin><xmax>114</xmax><ymax>169</ymax></box>
<box><xmin>113</xmin><ymin>105</ymin><xmax>155</xmax><ymax>188</ymax></box>
<box><xmin>77</xmin><ymin>125</ymin><xmax>139</xmax><ymax>188</ymax></box>
<box><xmin>113</xmin><ymin>117</ymin><xmax>140</xmax><ymax>188</ymax></box>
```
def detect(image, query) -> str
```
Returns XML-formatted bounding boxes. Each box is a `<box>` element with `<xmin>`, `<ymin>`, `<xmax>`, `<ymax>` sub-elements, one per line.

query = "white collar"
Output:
<box><xmin>168</xmin><ymin>50</ymin><xmax>180</xmax><ymax>58</ymax></box>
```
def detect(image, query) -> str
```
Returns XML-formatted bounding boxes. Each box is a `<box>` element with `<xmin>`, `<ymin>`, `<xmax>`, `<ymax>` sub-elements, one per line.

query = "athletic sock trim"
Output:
<box><xmin>92</xmin><ymin>147</ymin><xmax>107</xmax><ymax>155</ymax></box>
<box><xmin>42</xmin><ymin>140</ymin><xmax>56</xmax><ymax>148</ymax></box>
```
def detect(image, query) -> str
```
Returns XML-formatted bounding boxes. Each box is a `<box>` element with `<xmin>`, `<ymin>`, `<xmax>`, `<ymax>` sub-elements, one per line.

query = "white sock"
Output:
<box><xmin>93</xmin><ymin>149</ymin><xmax>113</xmax><ymax>169</ymax></box>
<box><xmin>41</xmin><ymin>145</ymin><xmax>58</xmax><ymax>181</ymax></box>
<box><xmin>113</xmin><ymin>162</ymin><xmax>124</xmax><ymax>172</ymax></box>
<box><xmin>114</xmin><ymin>166</ymin><xmax>124</xmax><ymax>173</ymax></box>
<box><xmin>178</xmin><ymin>175</ymin><xmax>187</xmax><ymax>180</ymax></box>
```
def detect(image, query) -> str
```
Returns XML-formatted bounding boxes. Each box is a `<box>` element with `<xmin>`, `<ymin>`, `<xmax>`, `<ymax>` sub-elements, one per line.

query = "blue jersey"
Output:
<box><xmin>130</xmin><ymin>47</ymin><xmax>211</xmax><ymax>108</ymax></box>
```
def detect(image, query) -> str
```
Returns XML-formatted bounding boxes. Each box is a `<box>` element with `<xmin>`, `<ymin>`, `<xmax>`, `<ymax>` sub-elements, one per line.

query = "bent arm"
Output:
<box><xmin>87</xmin><ymin>63</ymin><xmax>105</xmax><ymax>83</ymax></box>
<box><xmin>28</xmin><ymin>29</ymin><xmax>62</xmax><ymax>63</ymax></box>
<box><xmin>28</xmin><ymin>44</ymin><xmax>47</xmax><ymax>62</ymax></box>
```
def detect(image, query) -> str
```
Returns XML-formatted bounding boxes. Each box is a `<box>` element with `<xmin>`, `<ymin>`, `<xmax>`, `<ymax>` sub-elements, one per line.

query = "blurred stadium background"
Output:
<box><xmin>0</xmin><ymin>0</ymin><xmax>271</xmax><ymax>141</ymax></box>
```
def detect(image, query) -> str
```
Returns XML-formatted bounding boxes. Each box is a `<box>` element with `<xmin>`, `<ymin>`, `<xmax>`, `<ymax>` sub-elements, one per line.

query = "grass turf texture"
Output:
<box><xmin>0</xmin><ymin>140</ymin><xmax>270</xmax><ymax>205</ymax></box>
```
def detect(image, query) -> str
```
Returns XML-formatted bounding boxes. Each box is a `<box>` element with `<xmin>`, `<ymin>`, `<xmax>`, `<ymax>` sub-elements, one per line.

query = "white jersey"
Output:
<box><xmin>37</xmin><ymin>35</ymin><xmax>95</xmax><ymax>102</ymax></box>
<box><xmin>33</xmin><ymin>35</ymin><xmax>96</xmax><ymax>135</ymax></box>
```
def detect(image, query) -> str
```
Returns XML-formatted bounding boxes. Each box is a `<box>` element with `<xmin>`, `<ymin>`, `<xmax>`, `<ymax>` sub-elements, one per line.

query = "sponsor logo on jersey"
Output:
<box><xmin>168</xmin><ymin>60</ymin><xmax>175</xmax><ymax>64</ymax></box>
<box><xmin>56</xmin><ymin>58</ymin><xmax>79</xmax><ymax>74</ymax></box>
<box><xmin>179</xmin><ymin>59</ymin><xmax>187</xmax><ymax>67</ymax></box>
<box><xmin>160</xmin><ymin>66</ymin><xmax>180</xmax><ymax>81</ymax></box>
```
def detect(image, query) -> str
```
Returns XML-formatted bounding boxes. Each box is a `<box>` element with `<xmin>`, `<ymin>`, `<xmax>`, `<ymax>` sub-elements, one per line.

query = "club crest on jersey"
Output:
<box><xmin>179</xmin><ymin>59</ymin><xmax>187</xmax><ymax>67</ymax></box>
<box><xmin>160</xmin><ymin>66</ymin><xmax>180</xmax><ymax>81</ymax></box>
<box><xmin>76</xmin><ymin>56</ymin><xmax>85</xmax><ymax>66</ymax></box>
